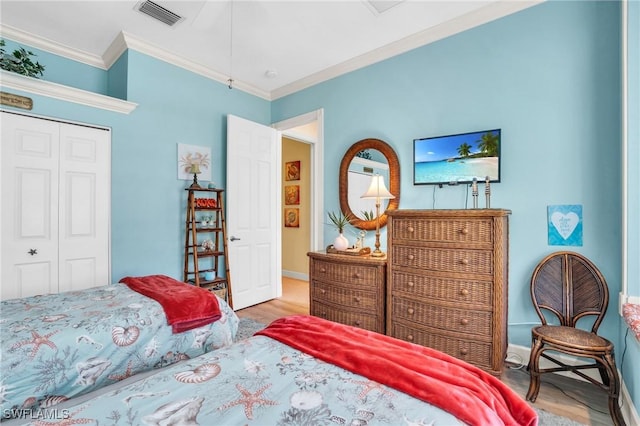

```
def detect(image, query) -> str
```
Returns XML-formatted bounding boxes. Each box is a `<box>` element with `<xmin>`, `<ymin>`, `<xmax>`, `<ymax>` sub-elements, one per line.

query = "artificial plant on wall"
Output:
<box><xmin>0</xmin><ymin>39</ymin><xmax>46</xmax><ymax>78</ymax></box>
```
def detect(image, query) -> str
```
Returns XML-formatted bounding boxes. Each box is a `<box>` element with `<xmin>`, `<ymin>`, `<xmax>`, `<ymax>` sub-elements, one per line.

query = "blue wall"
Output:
<box><xmin>2</xmin><ymin>0</ymin><xmax>637</xmax><ymax>414</ymax></box>
<box><xmin>274</xmin><ymin>0</ymin><xmax>622</xmax><ymax>344</ymax></box>
<box><xmin>620</xmin><ymin>0</ymin><xmax>640</xmax><ymax>413</ymax></box>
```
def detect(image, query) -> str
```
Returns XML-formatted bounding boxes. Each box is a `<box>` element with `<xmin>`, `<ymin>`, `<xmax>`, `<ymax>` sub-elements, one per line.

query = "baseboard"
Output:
<box><xmin>282</xmin><ymin>270</ymin><xmax>308</xmax><ymax>281</ymax></box>
<box><xmin>507</xmin><ymin>344</ymin><xmax>639</xmax><ymax>425</ymax></box>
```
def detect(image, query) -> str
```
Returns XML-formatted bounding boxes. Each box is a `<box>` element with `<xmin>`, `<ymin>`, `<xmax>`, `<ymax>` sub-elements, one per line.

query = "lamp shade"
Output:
<box><xmin>189</xmin><ymin>163</ymin><xmax>201</xmax><ymax>174</ymax></box>
<box><xmin>361</xmin><ymin>175</ymin><xmax>395</xmax><ymax>200</ymax></box>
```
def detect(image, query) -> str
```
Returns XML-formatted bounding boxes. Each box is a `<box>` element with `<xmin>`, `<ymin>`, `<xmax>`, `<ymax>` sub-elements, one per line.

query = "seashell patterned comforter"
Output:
<box><xmin>0</xmin><ymin>282</ymin><xmax>239</xmax><ymax>420</ymax></box>
<box><xmin>4</xmin><ymin>315</ymin><xmax>536</xmax><ymax>426</ymax></box>
<box><xmin>5</xmin><ymin>332</ymin><xmax>465</xmax><ymax>425</ymax></box>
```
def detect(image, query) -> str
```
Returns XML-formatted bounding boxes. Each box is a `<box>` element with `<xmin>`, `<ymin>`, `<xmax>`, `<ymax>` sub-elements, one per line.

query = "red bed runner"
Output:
<box><xmin>257</xmin><ymin>315</ymin><xmax>537</xmax><ymax>426</ymax></box>
<box><xmin>120</xmin><ymin>275</ymin><xmax>221</xmax><ymax>333</ymax></box>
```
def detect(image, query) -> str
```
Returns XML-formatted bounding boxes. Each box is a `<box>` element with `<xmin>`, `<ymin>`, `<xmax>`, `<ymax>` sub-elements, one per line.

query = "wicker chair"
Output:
<box><xmin>526</xmin><ymin>251</ymin><xmax>625</xmax><ymax>426</ymax></box>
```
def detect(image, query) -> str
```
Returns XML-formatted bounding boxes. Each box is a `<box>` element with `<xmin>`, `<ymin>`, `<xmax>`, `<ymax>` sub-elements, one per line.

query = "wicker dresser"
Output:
<box><xmin>386</xmin><ymin>209</ymin><xmax>510</xmax><ymax>375</ymax></box>
<box><xmin>308</xmin><ymin>252</ymin><xmax>386</xmax><ymax>333</ymax></box>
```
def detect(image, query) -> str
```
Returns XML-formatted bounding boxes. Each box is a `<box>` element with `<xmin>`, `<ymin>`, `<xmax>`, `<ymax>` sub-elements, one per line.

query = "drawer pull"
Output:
<box><xmin>460</xmin><ymin>227</ymin><xmax>469</xmax><ymax>235</ymax></box>
<box><xmin>407</xmin><ymin>308</ymin><xmax>415</xmax><ymax>315</ymax></box>
<box><xmin>460</xmin><ymin>348</ymin><xmax>469</xmax><ymax>356</ymax></box>
<box><xmin>320</xmin><ymin>312</ymin><xmax>327</xmax><ymax>317</ymax></box>
<box><xmin>406</xmin><ymin>334</ymin><xmax>414</xmax><ymax>342</ymax></box>
<box><xmin>407</xmin><ymin>254</ymin><xmax>415</xmax><ymax>261</ymax></box>
<box><xmin>460</xmin><ymin>258</ymin><xmax>469</xmax><ymax>265</ymax></box>
<box><xmin>460</xmin><ymin>288</ymin><xmax>469</xmax><ymax>296</ymax></box>
<box><xmin>407</xmin><ymin>226</ymin><xmax>415</xmax><ymax>233</ymax></box>
<box><xmin>354</xmin><ymin>321</ymin><xmax>361</xmax><ymax>327</ymax></box>
<box><xmin>320</xmin><ymin>289</ymin><xmax>326</xmax><ymax>294</ymax></box>
<box><xmin>460</xmin><ymin>318</ymin><xmax>469</xmax><ymax>325</ymax></box>
<box><xmin>353</xmin><ymin>273</ymin><xmax>361</xmax><ymax>279</ymax></box>
<box><xmin>354</xmin><ymin>297</ymin><xmax>361</xmax><ymax>304</ymax></box>
<box><xmin>320</xmin><ymin>267</ymin><xmax>327</xmax><ymax>273</ymax></box>
<box><xmin>407</xmin><ymin>281</ymin><xmax>415</xmax><ymax>288</ymax></box>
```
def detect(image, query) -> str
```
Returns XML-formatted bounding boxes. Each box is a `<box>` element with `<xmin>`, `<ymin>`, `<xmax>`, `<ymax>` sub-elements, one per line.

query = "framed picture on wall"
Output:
<box><xmin>547</xmin><ymin>204</ymin><xmax>583</xmax><ymax>246</ymax></box>
<box><xmin>177</xmin><ymin>143</ymin><xmax>211</xmax><ymax>181</ymax></box>
<box><xmin>285</xmin><ymin>160</ymin><xmax>301</xmax><ymax>181</ymax></box>
<box><xmin>285</xmin><ymin>185</ymin><xmax>300</xmax><ymax>205</ymax></box>
<box><xmin>284</xmin><ymin>208</ymin><xmax>299</xmax><ymax>228</ymax></box>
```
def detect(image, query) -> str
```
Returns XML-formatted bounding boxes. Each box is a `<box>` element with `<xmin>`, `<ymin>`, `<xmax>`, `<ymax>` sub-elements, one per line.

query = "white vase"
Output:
<box><xmin>334</xmin><ymin>233</ymin><xmax>349</xmax><ymax>251</ymax></box>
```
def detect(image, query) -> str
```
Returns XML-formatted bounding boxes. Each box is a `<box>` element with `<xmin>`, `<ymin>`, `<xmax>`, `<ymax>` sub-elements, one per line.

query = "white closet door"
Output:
<box><xmin>58</xmin><ymin>123</ymin><xmax>110</xmax><ymax>292</ymax></box>
<box><xmin>1</xmin><ymin>112</ymin><xmax>111</xmax><ymax>300</ymax></box>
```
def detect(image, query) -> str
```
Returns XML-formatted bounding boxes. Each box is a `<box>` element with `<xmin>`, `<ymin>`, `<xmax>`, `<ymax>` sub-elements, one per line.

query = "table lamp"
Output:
<box><xmin>361</xmin><ymin>174</ymin><xmax>395</xmax><ymax>257</ymax></box>
<box><xmin>189</xmin><ymin>163</ymin><xmax>201</xmax><ymax>188</ymax></box>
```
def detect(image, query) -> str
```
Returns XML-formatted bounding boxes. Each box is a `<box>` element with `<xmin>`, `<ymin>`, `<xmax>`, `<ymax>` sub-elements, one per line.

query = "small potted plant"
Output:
<box><xmin>327</xmin><ymin>211</ymin><xmax>353</xmax><ymax>250</ymax></box>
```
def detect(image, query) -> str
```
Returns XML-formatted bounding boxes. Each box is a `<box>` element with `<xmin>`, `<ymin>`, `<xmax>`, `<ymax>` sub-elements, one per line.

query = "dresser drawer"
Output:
<box><xmin>311</xmin><ymin>259</ymin><xmax>381</xmax><ymax>287</ymax></box>
<box><xmin>311</xmin><ymin>281</ymin><xmax>378</xmax><ymax>310</ymax></box>
<box><xmin>391</xmin><ymin>246</ymin><xmax>493</xmax><ymax>275</ymax></box>
<box><xmin>390</xmin><ymin>271</ymin><xmax>493</xmax><ymax>307</ymax></box>
<box><xmin>391</xmin><ymin>296</ymin><xmax>492</xmax><ymax>336</ymax></box>
<box><xmin>311</xmin><ymin>300</ymin><xmax>380</xmax><ymax>332</ymax></box>
<box><xmin>391</xmin><ymin>218</ymin><xmax>493</xmax><ymax>244</ymax></box>
<box><xmin>390</xmin><ymin>322</ymin><xmax>492</xmax><ymax>369</ymax></box>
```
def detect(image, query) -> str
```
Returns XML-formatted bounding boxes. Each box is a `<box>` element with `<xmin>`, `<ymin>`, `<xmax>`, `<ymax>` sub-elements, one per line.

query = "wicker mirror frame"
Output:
<box><xmin>339</xmin><ymin>138</ymin><xmax>401</xmax><ymax>230</ymax></box>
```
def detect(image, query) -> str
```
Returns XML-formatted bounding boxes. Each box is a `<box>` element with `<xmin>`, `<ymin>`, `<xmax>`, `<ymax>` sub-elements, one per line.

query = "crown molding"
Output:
<box><xmin>1</xmin><ymin>24</ymin><xmax>269</xmax><ymax>100</ymax></box>
<box><xmin>271</xmin><ymin>0</ymin><xmax>543</xmax><ymax>100</ymax></box>
<box><xmin>2</xmin><ymin>0</ymin><xmax>542</xmax><ymax>102</ymax></box>
<box><xmin>109</xmin><ymin>31</ymin><xmax>270</xmax><ymax>100</ymax></box>
<box><xmin>0</xmin><ymin>24</ymin><xmax>107</xmax><ymax>69</ymax></box>
<box><xmin>0</xmin><ymin>71</ymin><xmax>138</xmax><ymax>114</ymax></box>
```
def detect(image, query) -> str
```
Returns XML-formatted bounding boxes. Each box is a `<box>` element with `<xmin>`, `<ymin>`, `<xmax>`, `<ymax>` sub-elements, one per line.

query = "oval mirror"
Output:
<box><xmin>339</xmin><ymin>138</ymin><xmax>400</xmax><ymax>230</ymax></box>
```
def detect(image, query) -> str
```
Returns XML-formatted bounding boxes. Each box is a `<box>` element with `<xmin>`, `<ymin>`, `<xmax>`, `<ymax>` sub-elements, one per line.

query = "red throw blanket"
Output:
<box><xmin>120</xmin><ymin>275</ymin><xmax>221</xmax><ymax>333</ymax></box>
<box><xmin>257</xmin><ymin>315</ymin><xmax>537</xmax><ymax>426</ymax></box>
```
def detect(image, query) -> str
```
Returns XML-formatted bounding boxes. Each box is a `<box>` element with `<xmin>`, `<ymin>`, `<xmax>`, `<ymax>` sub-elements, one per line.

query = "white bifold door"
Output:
<box><xmin>1</xmin><ymin>112</ymin><xmax>111</xmax><ymax>300</ymax></box>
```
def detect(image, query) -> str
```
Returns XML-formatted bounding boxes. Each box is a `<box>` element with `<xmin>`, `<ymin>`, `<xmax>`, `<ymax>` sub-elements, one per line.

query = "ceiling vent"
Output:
<box><xmin>136</xmin><ymin>0</ymin><xmax>183</xmax><ymax>26</ymax></box>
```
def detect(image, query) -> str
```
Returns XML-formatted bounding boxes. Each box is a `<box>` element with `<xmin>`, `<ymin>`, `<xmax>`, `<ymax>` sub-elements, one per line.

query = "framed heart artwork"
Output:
<box><xmin>547</xmin><ymin>204</ymin><xmax>583</xmax><ymax>246</ymax></box>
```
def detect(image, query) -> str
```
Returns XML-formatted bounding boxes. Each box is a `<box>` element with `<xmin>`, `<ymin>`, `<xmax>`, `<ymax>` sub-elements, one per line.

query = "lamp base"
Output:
<box><xmin>190</xmin><ymin>173</ymin><xmax>201</xmax><ymax>189</ymax></box>
<box><xmin>370</xmin><ymin>250</ymin><xmax>386</xmax><ymax>258</ymax></box>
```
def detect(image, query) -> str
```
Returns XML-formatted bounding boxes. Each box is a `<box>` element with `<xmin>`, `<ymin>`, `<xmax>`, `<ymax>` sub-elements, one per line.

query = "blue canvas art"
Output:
<box><xmin>547</xmin><ymin>205</ymin><xmax>583</xmax><ymax>246</ymax></box>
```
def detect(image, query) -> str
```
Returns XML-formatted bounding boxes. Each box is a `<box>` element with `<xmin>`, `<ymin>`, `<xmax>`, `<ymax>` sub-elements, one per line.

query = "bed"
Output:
<box><xmin>4</xmin><ymin>315</ymin><xmax>538</xmax><ymax>425</ymax></box>
<box><xmin>0</xmin><ymin>275</ymin><xmax>239</xmax><ymax>420</ymax></box>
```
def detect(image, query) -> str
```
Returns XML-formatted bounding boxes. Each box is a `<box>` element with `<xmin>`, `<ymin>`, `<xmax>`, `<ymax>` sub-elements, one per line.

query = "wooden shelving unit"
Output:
<box><xmin>183</xmin><ymin>188</ymin><xmax>233</xmax><ymax>308</ymax></box>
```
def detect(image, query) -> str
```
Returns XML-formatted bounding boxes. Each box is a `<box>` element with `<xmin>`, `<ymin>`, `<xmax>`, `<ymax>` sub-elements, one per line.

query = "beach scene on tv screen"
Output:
<box><xmin>414</xmin><ymin>129</ymin><xmax>500</xmax><ymax>184</ymax></box>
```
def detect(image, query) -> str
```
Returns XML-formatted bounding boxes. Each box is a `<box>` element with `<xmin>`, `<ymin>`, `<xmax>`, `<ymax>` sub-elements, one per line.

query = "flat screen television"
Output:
<box><xmin>413</xmin><ymin>128</ymin><xmax>501</xmax><ymax>185</ymax></box>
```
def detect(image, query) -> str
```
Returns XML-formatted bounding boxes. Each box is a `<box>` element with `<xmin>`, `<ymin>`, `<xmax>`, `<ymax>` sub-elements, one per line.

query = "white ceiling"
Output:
<box><xmin>0</xmin><ymin>0</ymin><xmax>540</xmax><ymax>100</ymax></box>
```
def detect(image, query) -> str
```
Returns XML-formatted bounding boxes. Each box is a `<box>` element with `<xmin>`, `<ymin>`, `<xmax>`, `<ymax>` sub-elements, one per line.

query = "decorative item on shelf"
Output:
<box><xmin>326</xmin><ymin>245</ymin><xmax>371</xmax><ymax>256</ymax></box>
<box><xmin>0</xmin><ymin>39</ymin><xmax>46</xmax><ymax>78</ymax></box>
<box><xmin>471</xmin><ymin>177</ymin><xmax>479</xmax><ymax>209</ymax></box>
<box><xmin>355</xmin><ymin>229</ymin><xmax>367</xmax><ymax>249</ymax></box>
<box><xmin>195</xmin><ymin>198</ymin><xmax>217</xmax><ymax>209</ymax></box>
<box><xmin>485</xmin><ymin>175</ymin><xmax>491</xmax><ymax>208</ymax></box>
<box><xmin>327</xmin><ymin>211</ymin><xmax>353</xmax><ymax>251</ymax></box>
<box><xmin>360</xmin><ymin>174</ymin><xmax>395</xmax><ymax>257</ymax></box>
<box><xmin>204</xmin><ymin>271</ymin><xmax>215</xmax><ymax>281</ymax></box>
<box><xmin>208</xmin><ymin>182</ymin><xmax>216</xmax><ymax>189</ymax></box>
<box><xmin>189</xmin><ymin>163</ymin><xmax>201</xmax><ymax>189</ymax></box>
<box><xmin>201</xmin><ymin>239</ymin><xmax>214</xmax><ymax>252</ymax></box>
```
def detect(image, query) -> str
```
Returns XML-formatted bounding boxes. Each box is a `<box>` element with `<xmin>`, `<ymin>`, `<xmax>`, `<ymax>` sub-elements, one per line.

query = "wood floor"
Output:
<box><xmin>236</xmin><ymin>277</ymin><xmax>614</xmax><ymax>425</ymax></box>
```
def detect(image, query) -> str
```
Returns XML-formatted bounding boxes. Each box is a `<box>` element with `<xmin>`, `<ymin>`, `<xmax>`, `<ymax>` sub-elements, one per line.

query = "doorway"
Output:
<box><xmin>273</xmin><ymin>109</ymin><xmax>324</xmax><ymax>283</ymax></box>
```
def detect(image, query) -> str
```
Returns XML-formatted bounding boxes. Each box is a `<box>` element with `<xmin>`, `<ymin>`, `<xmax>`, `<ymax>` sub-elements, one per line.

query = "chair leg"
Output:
<box><xmin>602</xmin><ymin>353</ymin><xmax>626</xmax><ymax>426</ymax></box>
<box><xmin>526</xmin><ymin>338</ymin><xmax>543</xmax><ymax>402</ymax></box>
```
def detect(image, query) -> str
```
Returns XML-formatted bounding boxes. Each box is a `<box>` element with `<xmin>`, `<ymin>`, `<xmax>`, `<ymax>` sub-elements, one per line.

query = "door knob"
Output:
<box><xmin>229</xmin><ymin>236</ymin><xmax>241</xmax><ymax>241</ymax></box>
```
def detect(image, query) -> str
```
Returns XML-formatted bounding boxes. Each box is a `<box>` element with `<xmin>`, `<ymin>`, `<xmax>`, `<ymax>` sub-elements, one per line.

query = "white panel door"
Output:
<box><xmin>226</xmin><ymin>115</ymin><xmax>280</xmax><ymax>310</ymax></box>
<box><xmin>58</xmin><ymin>123</ymin><xmax>110</xmax><ymax>292</ymax></box>
<box><xmin>1</xmin><ymin>112</ymin><xmax>111</xmax><ymax>300</ymax></box>
<box><xmin>1</xmin><ymin>113</ymin><xmax>60</xmax><ymax>299</ymax></box>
